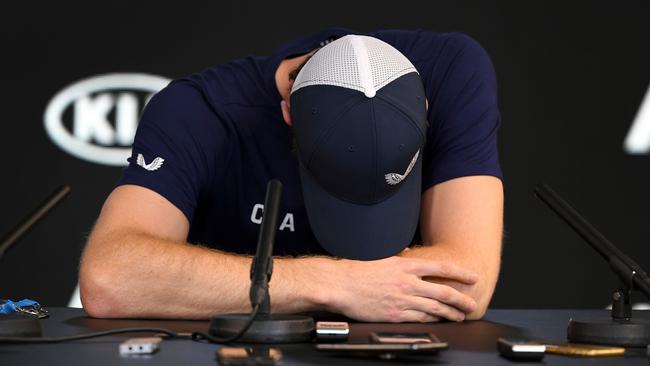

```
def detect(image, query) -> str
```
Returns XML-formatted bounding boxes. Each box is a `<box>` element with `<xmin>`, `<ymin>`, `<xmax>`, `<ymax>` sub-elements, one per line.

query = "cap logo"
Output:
<box><xmin>384</xmin><ymin>149</ymin><xmax>420</xmax><ymax>185</ymax></box>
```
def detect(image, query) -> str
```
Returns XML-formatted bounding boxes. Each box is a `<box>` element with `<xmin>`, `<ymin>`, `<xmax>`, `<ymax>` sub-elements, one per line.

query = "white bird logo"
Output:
<box><xmin>136</xmin><ymin>153</ymin><xmax>165</xmax><ymax>171</ymax></box>
<box><xmin>384</xmin><ymin>149</ymin><xmax>419</xmax><ymax>185</ymax></box>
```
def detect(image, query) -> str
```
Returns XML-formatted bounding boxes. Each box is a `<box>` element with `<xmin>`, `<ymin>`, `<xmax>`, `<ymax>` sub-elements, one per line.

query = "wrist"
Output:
<box><xmin>304</xmin><ymin>256</ymin><xmax>341</xmax><ymax>312</ymax></box>
<box><xmin>307</xmin><ymin>257</ymin><xmax>354</xmax><ymax>314</ymax></box>
<box><xmin>271</xmin><ymin>256</ymin><xmax>338</xmax><ymax>313</ymax></box>
<box><xmin>285</xmin><ymin>256</ymin><xmax>344</xmax><ymax>313</ymax></box>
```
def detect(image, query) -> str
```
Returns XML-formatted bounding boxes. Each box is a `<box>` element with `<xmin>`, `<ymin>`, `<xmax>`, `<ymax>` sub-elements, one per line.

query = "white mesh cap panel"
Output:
<box><xmin>363</xmin><ymin>36</ymin><xmax>418</xmax><ymax>91</ymax></box>
<box><xmin>292</xmin><ymin>35</ymin><xmax>361</xmax><ymax>93</ymax></box>
<box><xmin>291</xmin><ymin>35</ymin><xmax>418</xmax><ymax>97</ymax></box>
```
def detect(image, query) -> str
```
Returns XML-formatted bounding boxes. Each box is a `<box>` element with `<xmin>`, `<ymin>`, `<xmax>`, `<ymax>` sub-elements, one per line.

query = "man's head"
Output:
<box><xmin>286</xmin><ymin>35</ymin><xmax>428</xmax><ymax>260</ymax></box>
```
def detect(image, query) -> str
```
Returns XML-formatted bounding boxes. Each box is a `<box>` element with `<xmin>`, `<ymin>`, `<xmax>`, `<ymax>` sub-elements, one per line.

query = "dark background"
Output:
<box><xmin>1</xmin><ymin>1</ymin><xmax>649</xmax><ymax>309</ymax></box>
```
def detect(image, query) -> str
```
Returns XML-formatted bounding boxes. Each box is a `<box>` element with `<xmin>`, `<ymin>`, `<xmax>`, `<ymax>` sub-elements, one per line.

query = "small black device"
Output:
<box><xmin>216</xmin><ymin>347</ymin><xmax>282</xmax><ymax>366</ymax></box>
<box><xmin>119</xmin><ymin>337</ymin><xmax>162</xmax><ymax>355</ymax></box>
<box><xmin>497</xmin><ymin>338</ymin><xmax>546</xmax><ymax>361</ymax></box>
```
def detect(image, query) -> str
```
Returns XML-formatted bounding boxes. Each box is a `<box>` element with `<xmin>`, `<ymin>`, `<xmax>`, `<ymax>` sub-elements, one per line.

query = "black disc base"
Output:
<box><xmin>0</xmin><ymin>314</ymin><xmax>43</xmax><ymax>337</ymax></box>
<box><xmin>209</xmin><ymin>314</ymin><xmax>314</xmax><ymax>343</ymax></box>
<box><xmin>568</xmin><ymin>318</ymin><xmax>650</xmax><ymax>347</ymax></box>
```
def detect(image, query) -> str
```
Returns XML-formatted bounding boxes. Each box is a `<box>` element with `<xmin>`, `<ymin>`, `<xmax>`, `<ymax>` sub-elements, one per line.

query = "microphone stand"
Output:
<box><xmin>534</xmin><ymin>183</ymin><xmax>650</xmax><ymax>347</ymax></box>
<box><xmin>208</xmin><ymin>180</ymin><xmax>315</xmax><ymax>343</ymax></box>
<box><xmin>1</xmin><ymin>185</ymin><xmax>71</xmax><ymax>337</ymax></box>
<box><xmin>0</xmin><ymin>185</ymin><xmax>71</xmax><ymax>261</ymax></box>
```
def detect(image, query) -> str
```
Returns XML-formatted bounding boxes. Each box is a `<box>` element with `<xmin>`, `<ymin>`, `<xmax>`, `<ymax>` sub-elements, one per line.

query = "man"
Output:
<box><xmin>79</xmin><ymin>28</ymin><xmax>503</xmax><ymax>323</ymax></box>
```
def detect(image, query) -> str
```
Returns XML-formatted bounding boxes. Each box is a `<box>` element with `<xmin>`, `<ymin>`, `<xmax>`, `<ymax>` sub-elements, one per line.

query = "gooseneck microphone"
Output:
<box><xmin>534</xmin><ymin>184</ymin><xmax>650</xmax><ymax>298</ymax></box>
<box><xmin>205</xmin><ymin>180</ymin><xmax>314</xmax><ymax>343</ymax></box>
<box><xmin>0</xmin><ymin>185</ymin><xmax>71</xmax><ymax>261</ymax></box>
<box><xmin>534</xmin><ymin>183</ymin><xmax>650</xmax><ymax>346</ymax></box>
<box><xmin>248</xmin><ymin>180</ymin><xmax>281</xmax><ymax>312</ymax></box>
<box><xmin>1</xmin><ymin>185</ymin><xmax>71</xmax><ymax>338</ymax></box>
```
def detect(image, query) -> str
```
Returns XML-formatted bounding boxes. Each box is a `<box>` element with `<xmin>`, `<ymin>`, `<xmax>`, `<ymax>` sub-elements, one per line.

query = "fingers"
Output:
<box><xmin>406</xmin><ymin>259</ymin><xmax>478</xmax><ymax>285</ymax></box>
<box><xmin>406</xmin><ymin>295</ymin><xmax>467</xmax><ymax>322</ymax></box>
<box><xmin>413</xmin><ymin>281</ymin><xmax>477</xmax><ymax>315</ymax></box>
<box><xmin>393</xmin><ymin>310</ymin><xmax>440</xmax><ymax>323</ymax></box>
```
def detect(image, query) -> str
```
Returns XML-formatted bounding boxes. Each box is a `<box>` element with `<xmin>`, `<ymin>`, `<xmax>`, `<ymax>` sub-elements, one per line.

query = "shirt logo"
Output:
<box><xmin>384</xmin><ymin>149</ymin><xmax>419</xmax><ymax>185</ymax></box>
<box><xmin>136</xmin><ymin>153</ymin><xmax>165</xmax><ymax>171</ymax></box>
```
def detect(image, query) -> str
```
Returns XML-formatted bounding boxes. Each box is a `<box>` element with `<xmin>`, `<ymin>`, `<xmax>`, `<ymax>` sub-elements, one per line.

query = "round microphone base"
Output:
<box><xmin>209</xmin><ymin>314</ymin><xmax>314</xmax><ymax>343</ymax></box>
<box><xmin>568</xmin><ymin>318</ymin><xmax>650</xmax><ymax>347</ymax></box>
<box><xmin>0</xmin><ymin>314</ymin><xmax>43</xmax><ymax>337</ymax></box>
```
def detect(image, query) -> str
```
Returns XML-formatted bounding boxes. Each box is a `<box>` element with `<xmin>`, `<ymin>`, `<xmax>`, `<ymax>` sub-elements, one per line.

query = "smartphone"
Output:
<box><xmin>216</xmin><ymin>347</ymin><xmax>282</xmax><ymax>366</ymax></box>
<box><xmin>316</xmin><ymin>342</ymin><xmax>447</xmax><ymax>358</ymax></box>
<box><xmin>369</xmin><ymin>331</ymin><xmax>441</xmax><ymax>344</ymax></box>
<box><xmin>544</xmin><ymin>342</ymin><xmax>625</xmax><ymax>357</ymax></box>
<box><xmin>316</xmin><ymin>331</ymin><xmax>447</xmax><ymax>359</ymax></box>
<box><xmin>497</xmin><ymin>338</ymin><xmax>545</xmax><ymax>361</ymax></box>
<box><xmin>315</xmin><ymin>321</ymin><xmax>349</xmax><ymax>342</ymax></box>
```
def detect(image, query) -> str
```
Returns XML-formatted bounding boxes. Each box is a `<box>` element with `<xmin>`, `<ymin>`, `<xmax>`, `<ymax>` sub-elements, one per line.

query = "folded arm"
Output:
<box><xmin>80</xmin><ymin>184</ymin><xmax>483</xmax><ymax>322</ymax></box>
<box><xmin>79</xmin><ymin>185</ymin><xmax>333</xmax><ymax>319</ymax></box>
<box><xmin>400</xmin><ymin>175</ymin><xmax>503</xmax><ymax>319</ymax></box>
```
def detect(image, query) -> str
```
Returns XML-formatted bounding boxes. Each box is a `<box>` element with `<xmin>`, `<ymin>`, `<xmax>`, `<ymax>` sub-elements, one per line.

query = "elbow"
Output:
<box><xmin>467</xmin><ymin>261</ymin><xmax>501</xmax><ymax>321</ymax></box>
<box><xmin>465</xmin><ymin>286</ymin><xmax>495</xmax><ymax>321</ymax></box>
<box><xmin>467</xmin><ymin>300</ymin><xmax>489</xmax><ymax>320</ymax></box>
<box><xmin>79</xmin><ymin>260</ymin><xmax>126</xmax><ymax>318</ymax></box>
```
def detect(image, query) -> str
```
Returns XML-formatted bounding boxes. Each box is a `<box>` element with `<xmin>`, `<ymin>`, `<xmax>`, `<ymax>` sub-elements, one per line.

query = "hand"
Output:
<box><xmin>330</xmin><ymin>256</ymin><xmax>478</xmax><ymax>322</ymax></box>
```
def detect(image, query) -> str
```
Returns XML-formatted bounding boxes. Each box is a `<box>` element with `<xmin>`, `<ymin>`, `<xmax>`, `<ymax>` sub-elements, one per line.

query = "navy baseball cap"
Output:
<box><xmin>290</xmin><ymin>35</ymin><xmax>428</xmax><ymax>260</ymax></box>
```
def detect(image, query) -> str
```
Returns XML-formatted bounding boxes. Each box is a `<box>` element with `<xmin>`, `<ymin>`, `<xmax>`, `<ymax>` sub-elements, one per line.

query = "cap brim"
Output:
<box><xmin>299</xmin><ymin>157</ymin><xmax>422</xmax><ymax>260</ymax></box>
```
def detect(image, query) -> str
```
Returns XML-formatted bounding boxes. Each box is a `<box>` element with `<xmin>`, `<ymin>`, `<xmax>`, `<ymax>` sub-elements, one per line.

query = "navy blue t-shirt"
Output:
<box><xmin>117</xmin><ymin>28</ymin><xmax>502</xmax><ymax>256</ymax></box>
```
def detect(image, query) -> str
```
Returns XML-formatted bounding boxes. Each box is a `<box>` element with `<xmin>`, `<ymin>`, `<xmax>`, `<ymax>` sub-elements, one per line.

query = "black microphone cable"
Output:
<box><xmin>0</xmin><ymin>327</ymin><xmax>181</xmax><ymax>343</ymax></box>
<box><xmin>0</xmin><ymin>305</ymin><xmax>260</xmax><ymax>344</ymax></box>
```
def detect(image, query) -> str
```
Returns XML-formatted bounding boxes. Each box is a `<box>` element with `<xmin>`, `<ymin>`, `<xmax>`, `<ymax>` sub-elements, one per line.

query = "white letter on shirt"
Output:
<box><xmin>279</xmin><ymin>213</ymin><xmax>295</xmax><ymax>232</ymax></box>
<box><xmin>250</xmin><ymin>203</ymin><xmax>264</xmax><ymax>224</ymax></box>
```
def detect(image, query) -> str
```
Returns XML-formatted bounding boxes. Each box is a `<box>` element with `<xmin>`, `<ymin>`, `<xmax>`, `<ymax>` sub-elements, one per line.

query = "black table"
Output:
<box><xmin>1</xmin><ymin>308</ymin><xmax>649</xmax><ymax>365</ymax></box>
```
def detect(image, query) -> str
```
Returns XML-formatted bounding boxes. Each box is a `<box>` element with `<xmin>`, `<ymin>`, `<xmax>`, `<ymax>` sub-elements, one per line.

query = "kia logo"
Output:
<box><xmin>44</xmin><ymin>73</ymin><xmax>171</xmax><ymax>166</ymax></box>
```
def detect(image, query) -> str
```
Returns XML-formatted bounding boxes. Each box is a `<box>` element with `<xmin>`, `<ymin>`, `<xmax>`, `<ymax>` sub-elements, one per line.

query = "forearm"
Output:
<box><xmin>399</xmin><ymin>242</ymin><xmax>501</xmax><ymax>319</ymax></box>
<box><xmin>412</xmin><ymin>176</ymin><xmax>504</xmax><ymax>319</ymax></box>
<box><xmin>79</xmin><ymin>229</ymin><xmax>333</xmax><ymax>319</ymax></box>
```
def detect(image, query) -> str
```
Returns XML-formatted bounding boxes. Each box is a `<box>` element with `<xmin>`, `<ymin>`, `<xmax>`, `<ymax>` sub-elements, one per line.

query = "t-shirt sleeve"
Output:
<box><xmin>419</xmin><ymin>33</ymin><xmax>503</xmax><ymax>189</ymax></box>
<box><xmin>116</xmin><ymin>80</ymin><xmax>230</xmax><ymax>222</ymax></box>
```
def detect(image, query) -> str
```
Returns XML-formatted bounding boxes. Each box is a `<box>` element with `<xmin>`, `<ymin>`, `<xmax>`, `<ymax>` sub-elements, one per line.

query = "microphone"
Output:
<box><xmin>534</xmin><ymin>183</ymin><xmax>650</xmax><ymax>346</ymax></box>
<box><xmin>0</xmin><ymin>185</ymin><xmax>71</xmax><ymax>261</ymax></box>
<box><xmin>207</xmin><ymin>180</ymin><xmax>314</xmax><ymax>343</ymax></box>
<box><xmin>1</xmin><ymin>185</ymin><xmax>71</xmax><ymax>338</ymax></box>
<box><xmin>248</xmin><ymin>180</ymin><xmax>281</xmax><ymax>312</ymax></box>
